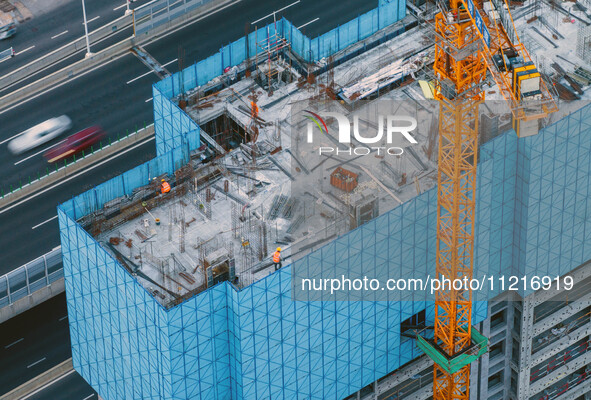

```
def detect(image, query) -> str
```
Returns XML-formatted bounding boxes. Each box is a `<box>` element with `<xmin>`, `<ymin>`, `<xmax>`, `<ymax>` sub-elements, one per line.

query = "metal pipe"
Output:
<box><xmin>81</xmin><ymin>0</ymin><xmax>92</xmax><ymax>57</ymax></box>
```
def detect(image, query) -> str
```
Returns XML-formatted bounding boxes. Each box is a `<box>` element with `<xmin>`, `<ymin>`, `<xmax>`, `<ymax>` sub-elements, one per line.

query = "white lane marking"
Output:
<box><xmin>51</xmin><ymin>30</ymin><xmax>69</xmax><ymax>39</ymax></box>
<box><xmin>0</xmin><ymin>131</ymin><xmax>22</xmax><ymax>144</ymax></box>
<box><xmin>15</xmin><ymin>45</ymin><xmax>35</xmax><ymax>56</ymax></box>
<box><xmin>32</xmin><ymin>215</ymin><xmax>58</xmax><ymax>230</ymax></box>
<box><xmin>82</xmin><ymin>395</ymin><xmax>95</xmax><ymax>400</ymax></box>
<box><xmin>251</xmin><ymin>0</ymin><xmax>300</xmax><ymax>25</ymax></box>
<box><xmin>84</xmin><ymin>16</ymin><xmax>100</xmax><ymax>24</ymax></box>
<box><xmin>59</xmin><ymin>315</ymin><xmax>68</xmax><ymax>321</ymax></box>
<box><xmin>297</xmin><ymin>17</ymin><xmax>319</xmax><ymax>30</ymax></box>
<box><xmin>0</xmin><ymin>136</ymin><xmax>155</xmax><ymax>215</ymax></box>
<box><xmin>0</xmin><ymin>0</ymin><xmax>242</xmax><ymax>116</ymax></box>
<box><xmin>127</xmin><ymin>58</ymin><xmax>178</xmax><ymax>84</ymax></box>
<box><xmin>145</xmin><ymin>97</ymin><xmax>152</xmax><ymax>102</ymax></box>
<box><xmin>0</xmin><ymin>131</ymin><xmax>24</xmax><ymax>145</ymax></box>
<box><xmin>27</xmin><ymin>357</ymin><xmax>46</xmax><ymax>368</ymax></box>
<box><xmin>21</xmin><ymin>369</ymin><xmax>77</xmax><ymax>400</ymax></box>
<box><xmin>14</xmin><ymin>139</ymin><xmax>67</xmax><ymax>165</ymax></box>
<box><xmin>5</xmin><ymin>338</ymin><xmax>24</xmax><ymax>348</ymax></box>
<box><xmin>113</xmin><ymin>3</ymin><xmax>127</xmax><ymax>10</ymax></box>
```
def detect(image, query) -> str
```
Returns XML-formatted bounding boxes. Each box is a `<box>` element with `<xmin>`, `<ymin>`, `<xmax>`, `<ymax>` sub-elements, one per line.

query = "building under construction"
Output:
<box><xmin>57</xmin><ymin>0</ymin><xmax>591</xmax><ymax>399</ymax></box>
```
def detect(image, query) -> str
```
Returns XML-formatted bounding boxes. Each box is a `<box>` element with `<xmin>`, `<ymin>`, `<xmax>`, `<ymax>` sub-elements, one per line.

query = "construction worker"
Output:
<box><xmin>161</xmin><ymin>179</ymin><xmax>171</xmax><ymax>194</ymax></box>
<box><xmin>273</xmin><ymin>247</ymin><xmax>282</xmax><ymax>271</ymax></box>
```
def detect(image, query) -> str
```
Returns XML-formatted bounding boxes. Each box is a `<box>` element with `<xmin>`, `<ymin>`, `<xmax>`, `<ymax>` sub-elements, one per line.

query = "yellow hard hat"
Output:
<box><xmin>161</xmin><ymin>179</ymin><xmax>165</xmax><ymax>182</ymax></box>
<box><xmin>277</xmin><ymin>247</ymin><xmax>281</xmax><ymax>252</ymax></box>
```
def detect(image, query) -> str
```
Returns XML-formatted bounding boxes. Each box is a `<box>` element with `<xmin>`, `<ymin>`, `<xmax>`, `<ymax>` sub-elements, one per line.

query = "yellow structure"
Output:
<box><xmin>427</xmin><ymin>0</ymin><xmax>558</xmax><ymax>399</ymax></box>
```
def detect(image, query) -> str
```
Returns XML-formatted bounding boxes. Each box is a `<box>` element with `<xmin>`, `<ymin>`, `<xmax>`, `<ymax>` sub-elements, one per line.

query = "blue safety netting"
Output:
<box><xmin>60</xmin><ymin>145</ymin><xmax>189</xmax><ymax>220</ymax></box>
<box><xmin>58</xmin><ymin>101</ymin><xmax>591</xmax><ymax>399</ymax></box>
<box><xmin>153</xmin><ymin>0</ymin><xmax>407</xmax><ymax>156</ymax></box>
<box><xmin>153</xmin><ymin>85</ymin><xmax>201</xmax><ymax>155</ymax></box>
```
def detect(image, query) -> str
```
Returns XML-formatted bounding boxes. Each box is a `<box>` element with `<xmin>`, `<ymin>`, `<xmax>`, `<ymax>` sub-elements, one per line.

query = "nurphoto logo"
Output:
<box><xmin>303</xmin><ymin>109</ymin><xmax>418</xmax><ymax>156</ymax></box>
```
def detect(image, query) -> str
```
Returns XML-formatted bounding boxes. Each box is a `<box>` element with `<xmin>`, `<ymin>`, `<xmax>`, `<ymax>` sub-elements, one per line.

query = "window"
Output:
<box><xmin>400</xmin><ymin>309</ymin><xmax>426</xmax><ymax>340</ymax></box>
<box><xmin>491</xmin><ymin>309</ymin><xmax>506</xmax><ymax>330</ymax></box>
<box><xmin>488</xmin><ymin>371</ymin><xmax>503</xmax><ymax>389</ymax></box>
<box><xmin>489</xmin><ymin>340</ymin><xmax>505</xmax><ymax>359</ymax></box>
<box><xmin>512</xmin><ymin>339</ymin><xmax>520</xmax><ymax>365</ymax></box>
<box><xmin>513</xmin><ymin>309</ymin><xmax>521</xmax><ymax>333</ymax></box>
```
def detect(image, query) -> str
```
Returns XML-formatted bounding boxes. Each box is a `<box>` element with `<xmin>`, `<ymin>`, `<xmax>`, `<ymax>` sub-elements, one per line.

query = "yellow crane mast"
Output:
<box><xmin>416</xmin><ymin>0</ymin><xmax>558</xmax><ymax>399</ymax></box>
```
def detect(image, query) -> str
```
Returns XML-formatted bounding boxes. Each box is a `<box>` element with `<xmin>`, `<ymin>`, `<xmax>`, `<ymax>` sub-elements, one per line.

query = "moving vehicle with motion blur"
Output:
<box><xmin>44</xmin><ymin>126</ymin><xmax>106</xmax><ymax>163</ymax></box>
<box><xmin>0</xmin><ymin>21</ymin><xmax>17</xmax><ymax>40</ymax></box>
<box><xmin>8</xmin><ymin>115</ymin><xmax>72</xmax><ymax>155</ymax></box>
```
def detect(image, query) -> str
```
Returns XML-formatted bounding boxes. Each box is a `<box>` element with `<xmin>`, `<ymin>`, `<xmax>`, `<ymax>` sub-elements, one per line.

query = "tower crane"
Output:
<box><xmin>416</xmin><ymin>0</ymin><xmax>558</xmax><ymax>399</ymax></box>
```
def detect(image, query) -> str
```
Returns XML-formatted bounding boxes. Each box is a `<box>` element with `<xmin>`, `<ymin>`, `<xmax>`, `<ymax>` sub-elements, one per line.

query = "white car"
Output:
<box><xmin>0</xmin><ymin>23</ymin><xmax>16</xmax><ymax>40</ymax></box>
<box><xmin>8</xmin><ymin>115</ymin><xmax>72</xmax><ymax>155</ymax></box>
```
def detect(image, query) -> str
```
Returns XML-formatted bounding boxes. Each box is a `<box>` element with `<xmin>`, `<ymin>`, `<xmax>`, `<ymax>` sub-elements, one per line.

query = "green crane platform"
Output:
<box><xmin>416</xmin><ymin>327</ymin><xmax>488</xmax><ymax>375</ymax></box>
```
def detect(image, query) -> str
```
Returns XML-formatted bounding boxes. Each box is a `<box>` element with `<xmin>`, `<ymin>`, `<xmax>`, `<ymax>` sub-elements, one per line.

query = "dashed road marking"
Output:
<box><xmin>27</xmin><ymin>357</ymin><xmax>46</xmax><ymax>368</ymax></box>
<box><xmin>32</xmin><ymin>215</ymin><xmax>58</xmax><ymax>230</ymax></box>
<box><xmin>5</xmin><ymin>338</ymin><xmax>24</xmax><ymax>349</ymax></box>
<box><xmin>297</xmin><ymin>17</ymin><xmax>319</xmax><ymax>30</ymax></box>
<box><xmin>15</xmin><ymin>46</ymin><xmax>35</xmax><ymax>56</ymax></box>
<box><xmin>51</xmin><ymin>30</ymin><xmax>69</xmax><ymax>39</ymax></box>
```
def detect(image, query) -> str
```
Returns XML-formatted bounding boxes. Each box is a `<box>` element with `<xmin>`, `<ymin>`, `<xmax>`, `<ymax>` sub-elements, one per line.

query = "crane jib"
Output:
<box><xmin>464</xmin><ymin>0</ymin><xmax>491</xmax><ymax>48</ymax></box>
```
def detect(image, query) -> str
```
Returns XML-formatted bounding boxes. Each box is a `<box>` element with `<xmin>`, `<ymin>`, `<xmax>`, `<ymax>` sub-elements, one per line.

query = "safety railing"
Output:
<box><xmin>535</xmin><ymin>369</ymin><xmax>591</xmax><ymax>400</ymax></box>
<box><xmin>0</xmin><ymin>247</ymin><xmax>63</xmax><ymax>308</ymax></box>
<box><xmin>0</xmin><ymin>47</ymin><xmax>14</xmax><ymax>63</ymax></box>
<box><xmin>134</xmin><ymin>0</ymin><xmax>216</xmax><ymax>35</ymax></box>
<box><xmin>531</xmin><ymin>339</ymin><xmax>591</xmax><ymax>383</ymax></box>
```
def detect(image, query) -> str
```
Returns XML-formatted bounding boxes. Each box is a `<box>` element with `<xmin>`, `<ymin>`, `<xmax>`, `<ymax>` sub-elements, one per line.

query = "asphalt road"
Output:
<box><xmin>0</xmin><ymin>292</ymin><xmax>97</xmax><ymax>399</ymax></box>
<box><xmin>26</xmin><ymin>370</ymin><xmax>96</xmax><ymax>400</ymax></box>
<box><xmin>0</xmin><ymin>0</ymin><xmax>152</xmax><ymax>78</ymax></box>
<box><xmin>0</xmin><ymin>293</ymin><xmax>71</xmax><ymax>395</ymax></box>
<box><xmin>0</xmin><ymin>136</ymin><xmax>157</xmax><ymax>274</ymax></box>
<box><xmin>22</xmin><ymin>371</ymin><xmax>98</xmax><ymax>400</ymax></box>
<box><xmin>0</xmin><ymin>0</ymin><xmax>374</xmax><ymax>274</ymax></box>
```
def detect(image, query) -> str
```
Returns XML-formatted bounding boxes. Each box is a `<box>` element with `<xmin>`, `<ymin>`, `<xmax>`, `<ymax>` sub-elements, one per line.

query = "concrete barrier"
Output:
<box><xmin>0</xmin><ymin>13</ymin><xmax>134</xmax><ymax>92</ymax></box>
<box><xmin>0</xmin><ymin>277</ymin><xmax>64</xmax><ymax>324</ymax></box>
<box><xmin>0</xmin><ymin>125</ymin><xmax>155</xmax><ymax>210</ymax></box>
<box><xmin>0</xmin><ymin>0</ymin><xmax>236</xmax><ymax>111</ymax></box>
<box><xmin>0</xmin><ymin>358</ymin><xmax>74</xmax><ymax>400</ymax></box>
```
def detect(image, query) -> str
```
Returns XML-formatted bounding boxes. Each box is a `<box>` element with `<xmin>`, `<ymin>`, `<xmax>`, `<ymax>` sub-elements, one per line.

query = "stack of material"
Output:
<box><xmin>330</xmin><ymin>167</ymin><xmax>358</xmax><ymax>192</ymax></box>
<box><xmin>340</xmin><ymin>53</ymin><xmax>429</xmax><ymax>100</ymax></box>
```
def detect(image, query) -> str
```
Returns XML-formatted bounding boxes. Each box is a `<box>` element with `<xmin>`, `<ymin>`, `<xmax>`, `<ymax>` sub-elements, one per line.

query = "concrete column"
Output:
<box><xmin>518</xmin><ymin>294</ymin><xmax>535</xmax><ymax>399</ymax></box>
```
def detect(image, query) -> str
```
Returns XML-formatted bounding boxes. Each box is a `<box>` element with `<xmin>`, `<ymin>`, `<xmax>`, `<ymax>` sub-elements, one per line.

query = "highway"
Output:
<box><xmin>0</xmin><ymin>0</ymin><xmax>374</xmax><ymax>273</ymax></box>
<box><xmin>26</xmin><ymin>371</ymin><xmax>97</xmax><ymax>400</ymax></box>
<box><xmin>0</xmin><ymin>0</ymin><xmax>152</xmax><ymax>78</ymax></box>
<box><xmin>0</xmin><ymin>136</ymin><xmax>157</xmax><ymax>274</ymax></box>
<box><xmin>0</xmin><ymin>1</ymin><xmax>372</xmax><ymax>395</ymax></box>
<box><xmin>0</xmin><ymin>292</ymin><xmax>97</xmax><ymax>398</ymax></box>
<box><xmin>0</xmin><ymin>294</ymin><xmax>71</xmax><ymax>394</ymax></box>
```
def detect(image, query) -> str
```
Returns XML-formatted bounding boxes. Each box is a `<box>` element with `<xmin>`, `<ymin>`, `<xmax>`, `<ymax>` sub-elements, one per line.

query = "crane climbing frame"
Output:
<box><xmin>415</xmin><ymin>0</ymin><xmax>558</xmax><ymax>399</ymax></box>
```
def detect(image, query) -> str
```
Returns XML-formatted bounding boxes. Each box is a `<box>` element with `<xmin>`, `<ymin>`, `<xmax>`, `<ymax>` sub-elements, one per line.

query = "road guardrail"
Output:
<box><xmin>0</xmin><ymin>247</ymin><xmax>63</xmax><ymax>310</ymax></box>
<box><xmin>0</xmin><ymin>123</ymin><xmax>155</xmax><ymax>209</ymax></box>
<box><xmin>0</xmin><ymin>13</ymin><xmax>133</xmax><ymax>92</ymax></box>
<box><xmin>0</xmin><ymin>0</ymin><xmax>234</xmax><ymax>112</ymax></box>
<box><xmin>135</xmin><ymin>0</ymin><xmax>215</xmax><ymax>35</ymax></box>
<box><xmin>0</xmin><ymin>47</ymin><xmax>14</xmax><ymax>63</ymax></box>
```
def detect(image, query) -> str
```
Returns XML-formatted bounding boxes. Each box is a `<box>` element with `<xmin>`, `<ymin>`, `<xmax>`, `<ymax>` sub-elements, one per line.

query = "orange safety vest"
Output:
<box><xmin>273</xmin><ymin>251</ymin><xmax>281</xmax><ymax>263</ymax></box>
<box><xmin>161</xmin><ymin>181</ymin><xmax>171</xmax><ymax>193</ymax></box>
